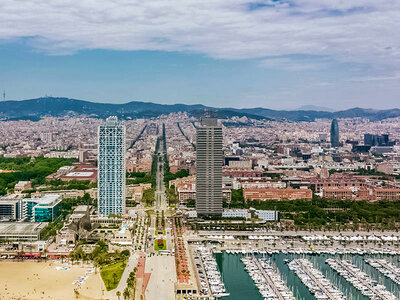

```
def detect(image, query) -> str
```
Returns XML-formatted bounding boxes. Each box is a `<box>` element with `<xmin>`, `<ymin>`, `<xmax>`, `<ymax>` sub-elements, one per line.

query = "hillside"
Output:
<box><xmin>0</xmin><ymin>97</ymin><xmax>399</xmax><ymax>122</ymax></box>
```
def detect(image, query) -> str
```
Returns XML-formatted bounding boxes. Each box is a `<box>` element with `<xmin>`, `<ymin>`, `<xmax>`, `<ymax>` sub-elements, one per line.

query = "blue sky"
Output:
<box><xmin>0</xmin><ymin>0</ymin><xmax>400</xmax><ymax>110</ymax></box>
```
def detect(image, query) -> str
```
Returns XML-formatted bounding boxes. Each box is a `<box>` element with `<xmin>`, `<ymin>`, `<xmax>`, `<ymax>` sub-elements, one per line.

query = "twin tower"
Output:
<box><xmin>97</xmin><ymin>116</ymin><xmax>223</xmax><ymax>217</ymax></box>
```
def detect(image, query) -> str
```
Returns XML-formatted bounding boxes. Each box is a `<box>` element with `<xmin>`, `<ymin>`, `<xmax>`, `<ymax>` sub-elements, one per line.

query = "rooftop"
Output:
<box><xmin>0</xmin><ymin>222</ymin><xmax>47</xmax><ymax>235</ymax></box>
<box><xmin>65</xmin><ymin>171</ymin><xmax>94</xmax><ymax>177</ymax></box>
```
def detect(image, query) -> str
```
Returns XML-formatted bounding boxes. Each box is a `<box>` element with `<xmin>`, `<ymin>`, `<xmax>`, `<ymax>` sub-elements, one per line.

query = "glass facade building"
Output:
<box><xmin>34</xmin><ymin>201</ymin><xmax>62</xmax><ymax>222</ymax></box>
<box><xmin>330</xmin><ymin>119</ymin><xmax>340</xmax><ymax>147</ymax></box>
<box><xmin>98</xmin><ymin>116</ymin><xmax>126</xmax><ymax>216</ymax></box>
<box><xmin>22</xmin><ymin>195</ymin><xmax>62</xmax><ymax>222</ymax></box>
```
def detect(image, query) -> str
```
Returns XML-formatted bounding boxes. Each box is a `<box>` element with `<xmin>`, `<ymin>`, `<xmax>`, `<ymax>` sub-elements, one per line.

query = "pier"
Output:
<box><xmin>195</xmin><ymin>246</ymin><xmax>229</xmax><ymax>298</ymax></box>
<box><xmin>365</xmin><ymin>259</ymin><xmax>400</xmax><ymax>285</ymax></box>
<box><xmin>288</xmin><ymin>259</ymin><xmax>346</xmax><ymax>300</ymax></box>
<box><xmin>242</xmin><ymin>257</ymin><xmax>293</xmax><ymax>300</ymax></box>
<box><xmin>254</xmin><ymin>258</ymin><xmax>285</xmax><ymax>300</ymax></box>
<box><xmin>327</xmin><ymin>259</ymin><xmax>396</xmax><ymax>300</ymax></box>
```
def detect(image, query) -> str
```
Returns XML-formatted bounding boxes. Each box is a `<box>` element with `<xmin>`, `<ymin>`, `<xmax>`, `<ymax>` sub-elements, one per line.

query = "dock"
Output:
<box><xmin>288</xmin><ymin>259</ymin><xmax>345</xmax><ymax>300</ymax></box>
<box><xmin>254</xmin><ymin>258</ymin><xmax>286</xmax><ymax>300</ymax></box>
<box><xmin>327</xmin><ymin>259</ymin><xmax>396</xmax><ymax>300</ymax></box>
<box><xmin>242</xmin><ymin>257</ymin><xmax>294</xmax><ymax>300</ymax></box>
<box><xmin>365</xmin><ymin>259</ymin><xmax>400</xmax><ymax>285</ymax></box>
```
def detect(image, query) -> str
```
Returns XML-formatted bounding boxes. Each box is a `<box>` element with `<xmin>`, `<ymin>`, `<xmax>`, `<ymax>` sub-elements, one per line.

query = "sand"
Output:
<box><xmin>0</xmin><ymin>260</ymin><xmax>108</xmax><ymax>300</ymax></box>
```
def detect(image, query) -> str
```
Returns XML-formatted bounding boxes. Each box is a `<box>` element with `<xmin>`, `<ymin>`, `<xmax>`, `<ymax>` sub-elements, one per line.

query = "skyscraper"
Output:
<box><xmin>98</xmin><ymin>116</ymin><xmax>126</xmax><ymax>216</ymax></box>
<box><xmin>330</xmin><ymin>119</ymin><xmax>339</xmax><ymax>147</ymax></box>
<box><xmin>196</xmin><ymin>117</ymin><xmax>223</xmax><ymax>215</ymax></box>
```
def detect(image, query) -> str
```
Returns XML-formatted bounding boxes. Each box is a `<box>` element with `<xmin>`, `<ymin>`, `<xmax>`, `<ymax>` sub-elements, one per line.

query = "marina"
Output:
<box><xmin>365</xmin><ymin>259</ymin><xmax>400</xmax><ymax>285</ymax></box>
<box><xmin>213</xmin><ymin>250</ymin><xmax>400</xmax><ymax>300</ymax></box>
<box><xmin>241</xmin><ymin>256</ymin><xmax>294</xmax><ymax>299</ymax></box>
<box><xmin>288</xmin><ymin>259</ymin><xmax>346</xmax><ymax>300</ymax></box>
<box><xmin>195</xmin><ymin>246</ymin><xmax>230</xmax><ymax>298</ymax></box>
<box><xmin>326</xmin><ymin>258</ymin><xmax>397</xmax><ymax>300</ymax></box>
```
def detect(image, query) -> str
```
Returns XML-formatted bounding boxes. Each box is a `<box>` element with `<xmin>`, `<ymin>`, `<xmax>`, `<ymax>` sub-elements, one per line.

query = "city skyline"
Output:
<box><xmin>2</xmin><ymin>1</ymin><xmax>400</xmax><ymax>299</ymax></box>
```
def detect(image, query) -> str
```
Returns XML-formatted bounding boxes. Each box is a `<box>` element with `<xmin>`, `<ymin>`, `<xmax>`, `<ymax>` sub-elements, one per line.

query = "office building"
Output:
<box><xmin>0</xmin><ymin>198</ymin><xmax>21</xmax><ymax>221</ymax></box>
<box><xmin>330</xmin><ymin>119</ymin><xmax>339</xmax><ymax>147</ymax></box>
<box><xmin>255</xmin><ymin>210</ymin><xmax>279</xmax><ymax>221</ymax></box>
<box><xmin>98</xmin><ymin>116</ymin><xmax>126</xmax><ymax>216</ymax></box>
<box><xmin>196</xmin><ymin>117</ymin><xmax>223</xmax><ymax>215</ymax></box>
<box><xmin>23</xmin><ymin>195</ymin><xmax>62</xmax><ymax>222</ymax></box>
<box><xmin>0</xmin><ymin>222</ymin><xmax>47</xmax><ymax>242</ymax></box>
<box><xmin>364</xmin><ymin>133</ymin><xmax>395</xmax><ymax>146</ymax></box>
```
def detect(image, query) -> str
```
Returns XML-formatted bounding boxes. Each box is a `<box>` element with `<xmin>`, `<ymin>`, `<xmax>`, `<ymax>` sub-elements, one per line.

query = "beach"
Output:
<box><xmin>0</xmin><ymin>260</ymin><xmax>107</xmax><ymax>300</ymax></box>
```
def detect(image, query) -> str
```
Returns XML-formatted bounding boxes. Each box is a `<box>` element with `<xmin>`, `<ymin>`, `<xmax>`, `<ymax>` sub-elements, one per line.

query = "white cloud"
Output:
<box><xmin>349</xmin><ymin>73</ymin><xmax>400</xmax><ymax>82</ymax></box>
<box><xmin>0</xmin><ymin>0</ymin><xmax>399</xmax><ymax>70</ymax></box>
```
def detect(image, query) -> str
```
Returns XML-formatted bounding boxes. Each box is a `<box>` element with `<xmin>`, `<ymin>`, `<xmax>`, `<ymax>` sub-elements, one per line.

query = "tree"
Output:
<box><xmin>123</xmin><ymin>288</ymin><xmax>130</xmax><ymax>299</ymax></box>
<box><xmin>116</xmin><ymin>290</ymin><xmax>121</xmax><ymax>300</ymax></box>
<box><xmin>113</xmin><ymin>272</ymin><xmax>118</xmax><ymax>284</ymax></box>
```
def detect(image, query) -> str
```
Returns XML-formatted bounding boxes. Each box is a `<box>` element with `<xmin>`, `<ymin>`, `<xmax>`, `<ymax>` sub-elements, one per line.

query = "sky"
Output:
<box><xmin>0</xmin><ymin>0</ymin><xmax>400</xmax><ymax>110</ymax></box>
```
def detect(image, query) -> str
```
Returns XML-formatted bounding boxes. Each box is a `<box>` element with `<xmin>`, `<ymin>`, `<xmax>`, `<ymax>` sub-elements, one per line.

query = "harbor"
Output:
<box><xmin>241</xmin><ymin>256</ymin><xmax>294</xmax><ymax>299</ymax></box>
<box><xmin>211</xmin><ymin>250</ymin><xmax>400</xmax><ymax>300</ymax></box>
<box><xmin>326</xmin><ymin>258</ymin><xmax>397</xmax><ymax>300</ymax></box>
<box><xmin>195</xmin><ymin>246</ymin><xmax>229</xmax><ymax>298</ymax></box>
<box><xmin>288</xmin><ymin>259</ymin><xmax>346</xmax><ymax>299</ymax></box>
<box><xmin>365</xmin><ymin>259</ymin><xmax>400</xmax><ymax>285</ymax></box>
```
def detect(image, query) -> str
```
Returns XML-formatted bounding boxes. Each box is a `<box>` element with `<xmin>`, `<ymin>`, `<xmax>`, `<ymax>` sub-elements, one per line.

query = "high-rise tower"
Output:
<box><xmin>98</xmin><ymin>116</ymin><xmax>126</xmax><ymax>216</ymax></box>
<box><xmin>330</xmin><ymin>119</ymin><xmax>339</xmax><ymax>147</ymax></box>
<box><xmin>196</xmin><ymin>117</ymin><xmax>223</xmax><ymax>215</ymax></box>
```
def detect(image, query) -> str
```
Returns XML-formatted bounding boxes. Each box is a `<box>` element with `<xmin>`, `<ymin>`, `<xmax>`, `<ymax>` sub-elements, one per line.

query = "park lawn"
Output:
<box><xmin>154</xmin><ymin>238</ymin><xmax>167</xmax><ymax>251</ymax></box>
<box><xmin>100</xmin><ymin>261</ymin><xmax>127</xmax><ymax>291</ymax></box>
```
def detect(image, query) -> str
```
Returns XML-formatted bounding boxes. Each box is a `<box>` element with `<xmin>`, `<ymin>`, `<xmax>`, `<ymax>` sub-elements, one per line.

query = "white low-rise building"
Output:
<box><xmin>255</xmin><ymin>210</ymin><xmax>279</xmax><ymax>221</ymax></box>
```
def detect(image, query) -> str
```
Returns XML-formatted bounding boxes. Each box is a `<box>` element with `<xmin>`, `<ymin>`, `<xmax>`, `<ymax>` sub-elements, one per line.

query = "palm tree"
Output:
<box><xmin>123</xmin><ymin>288</ymin><xmax>130</xmax><ymax>299</ymax></box>
<box><xmin>116</xmin><ymin>291</ymin><xmax>121</xmax><ymax>300</ymax></box>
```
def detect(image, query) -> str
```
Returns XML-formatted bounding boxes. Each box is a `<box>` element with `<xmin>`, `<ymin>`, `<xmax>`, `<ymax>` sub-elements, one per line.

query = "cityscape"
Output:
<box><xmin>1</xmin><ymin>109</ymin><xmax>400</xmax><ymax>299</ymax></box>
<box><xmin>2</xmin><ymin>1</ymin><xmax>400</xmax><ymax>300</ymax></box>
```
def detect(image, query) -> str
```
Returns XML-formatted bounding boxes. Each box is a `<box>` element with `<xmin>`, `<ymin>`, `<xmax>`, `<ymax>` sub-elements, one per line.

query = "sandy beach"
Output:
<box><xmin>0</xmin><ymin>260</ymin><xmax>107</xmax><ymax>300</ymax></box>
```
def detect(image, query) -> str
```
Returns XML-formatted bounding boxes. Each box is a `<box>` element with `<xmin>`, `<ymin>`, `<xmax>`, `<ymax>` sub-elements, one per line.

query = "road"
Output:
<box><xmin>112</xmin><ymin>249</ymin><xmax>139</xmax><ymax>298</ymax></box>
<box><xmin>155</xmin><ymin>139</ymin><xmax>167</xmax><ymax>211</ymax></box>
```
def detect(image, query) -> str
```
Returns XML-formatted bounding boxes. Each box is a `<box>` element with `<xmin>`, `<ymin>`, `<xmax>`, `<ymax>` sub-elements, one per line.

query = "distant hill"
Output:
<box><xmin>0</xmin><ymin>97</ymin><xmax>399</xmax><ymax>122</ymax></box>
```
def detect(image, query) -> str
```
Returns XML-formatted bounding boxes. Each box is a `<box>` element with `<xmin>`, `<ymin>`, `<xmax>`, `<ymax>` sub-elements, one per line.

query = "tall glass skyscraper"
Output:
<box><xmin>98</xmin><ymin>116</ymin><xmax>126</xmax><ymax>216</ymax></box>
<box><xmin>330</xmin><ymin>119</ymin><xmax>340</xmax><ymax>147</ymax></box>
<box><xmin>196</xmin><ymin>117</ymin><xmax>223</xmax><ymax>215</ymax></box>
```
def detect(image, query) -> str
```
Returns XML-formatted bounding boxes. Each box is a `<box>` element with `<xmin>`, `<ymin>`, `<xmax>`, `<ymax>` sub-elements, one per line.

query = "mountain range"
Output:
<box><xmin>0</xmin><ymin>97</ymin><xmax>399</xmax><ymax>122</ymax></box>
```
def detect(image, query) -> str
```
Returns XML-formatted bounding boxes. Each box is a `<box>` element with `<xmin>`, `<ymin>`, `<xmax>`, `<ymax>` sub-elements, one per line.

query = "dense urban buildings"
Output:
<box><xmin>2</xmin><ymin>112</ymin><xmax>400</xmax><ymax>299</ymax></box>
<box><xmin>98</xmin><ymin>116</ymin><xmax>126</xmax><ymax>216</ymax></box>
<box><xmin>196</xmin><ymin>117</ymin><xmax>223</xmax><ymax>215</ymax></box>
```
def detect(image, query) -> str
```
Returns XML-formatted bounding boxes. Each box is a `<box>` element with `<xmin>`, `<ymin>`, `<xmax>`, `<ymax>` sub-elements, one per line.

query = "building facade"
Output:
<box><xmin>98</xmin><ymin>116</ymin><xmax>126</xmax><ymax>216</ymax></box>
<box><xmin>196</xmin><ymin>117</ymin><xmax>223</xmax><ymax>215</ymax></box>
<box><xmin>243</xmin><ymin>188</ymin><xmax>313</xmax><ymax>201</ymax></box>
<box><xmin>23</xmin><ymin>195</ymin><xmax>62</xmax><ymax>222</ymax></box>
<box><xmin>0</xmin><ymin>199</ymin><xmax>21</xmax><ymax>221</ymax></box>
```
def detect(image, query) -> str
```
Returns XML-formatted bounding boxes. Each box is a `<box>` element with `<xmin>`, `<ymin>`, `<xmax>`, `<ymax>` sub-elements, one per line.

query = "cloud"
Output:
<box><xmin>349</xmin><ymin>73</ymin><xmax>400</xmax><ymax>82</ymax></box>
<box><xmin>260</xmin><ymin>55</ymin><xmax>335</xmax><ymax>71</ymax></box>
<box><xmin>0</xmin><ymin>0</ymin><xmax>399</xmax><ymax>70</ymax></box>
